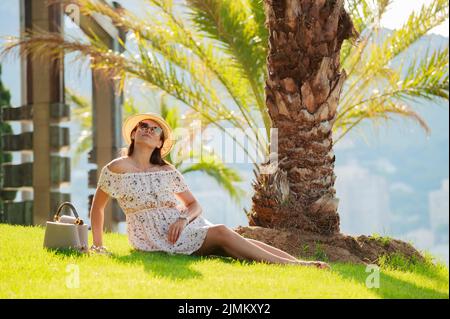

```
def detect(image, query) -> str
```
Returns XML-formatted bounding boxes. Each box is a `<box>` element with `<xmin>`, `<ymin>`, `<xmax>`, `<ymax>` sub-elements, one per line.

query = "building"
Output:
<box><xmin>335</xmin><ymin>159</ymin><xmax>391</xmax><ymax>235</ymax></box>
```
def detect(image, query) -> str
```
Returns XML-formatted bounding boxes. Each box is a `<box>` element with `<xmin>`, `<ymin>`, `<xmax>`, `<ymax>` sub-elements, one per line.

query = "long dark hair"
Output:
<box><xmin>121</xmin><ymin>125</ymin><xmax>170</xmax><ymax>166</ymax></box>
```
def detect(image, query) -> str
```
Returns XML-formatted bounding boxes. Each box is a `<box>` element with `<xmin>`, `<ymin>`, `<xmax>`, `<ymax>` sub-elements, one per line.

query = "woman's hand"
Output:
<box><xmin>167</xmin><ymin>218</ymin><xmax>188</xmax><ymax>244</ymax></box>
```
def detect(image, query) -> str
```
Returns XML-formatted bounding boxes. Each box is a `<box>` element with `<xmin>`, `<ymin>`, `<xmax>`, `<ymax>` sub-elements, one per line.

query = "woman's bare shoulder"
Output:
<box><xmin>164</xmin><ymin>163</ymin><xmax>177</xmax><ymax>171</ymax></box>
<box><xmin>105</xmin><ymin>157</ymin><xmax>130</xmax><ymax>174</ymax></box>
<box><xmin>104</xmin><ymin>158</ymin><xmax>176</xmax><ymax>173</ymax></box>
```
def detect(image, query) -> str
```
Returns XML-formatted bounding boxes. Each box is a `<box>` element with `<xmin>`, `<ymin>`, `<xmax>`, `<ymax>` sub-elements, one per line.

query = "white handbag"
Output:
<box><xmin>43</xmin><ymin>202</ymin><xmax>89</xmax><ymax>252</ymax></box>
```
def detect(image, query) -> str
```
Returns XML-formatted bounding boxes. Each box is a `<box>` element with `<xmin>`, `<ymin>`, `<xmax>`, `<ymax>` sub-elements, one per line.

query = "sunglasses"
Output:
<box><xmin>136</xmin><ymin>122</ymin><xmax>163</xmax><ymax>136</ymax></box>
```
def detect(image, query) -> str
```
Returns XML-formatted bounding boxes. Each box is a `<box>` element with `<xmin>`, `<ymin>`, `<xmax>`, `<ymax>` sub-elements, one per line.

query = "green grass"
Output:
<box><xmin>370</xmin><ymin>233</ymin><xmax>393</xmax><ymax>247</ymax></box>
<box><xmin>0</xmin><ymin>224</ymin><xmax>448</xmax><ymax>299</ymax></box>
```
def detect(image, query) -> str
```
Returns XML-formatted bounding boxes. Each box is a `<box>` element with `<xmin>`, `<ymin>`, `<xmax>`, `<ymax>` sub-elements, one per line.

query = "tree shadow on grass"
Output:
<box><xmin>394</xmin><ymin>262</ymin><xmax>449</xmax><ymax>283</ymax></box>
<box><xmin>109</xmin><ymin>249</ymin><xmax>247</xmax><ymax>281</ymax></box>
<box><xmin>44</xmin><ymin>247</ymin><xmax>88</xmax><ymax>258</ymax></box>
<box><xmin>388</xmin><ymin>258</ymin><xmax>449</xmax><ymax>283</ymax></box>
<box><xmin>46</xmin><ymin>247</ymin><xmax>278</xmax><ymax>282</ymax></box>
<box><xmin>332</xmin><ymin>263</ymin><xmax>449</xmax><ymax>299</ymax></box>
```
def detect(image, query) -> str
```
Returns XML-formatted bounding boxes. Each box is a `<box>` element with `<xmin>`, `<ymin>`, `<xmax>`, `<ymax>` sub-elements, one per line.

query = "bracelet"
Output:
<box><xmin>178</xmin><ymin>215</ymin><xmax>189</xmax><ymax>225</ymax></box>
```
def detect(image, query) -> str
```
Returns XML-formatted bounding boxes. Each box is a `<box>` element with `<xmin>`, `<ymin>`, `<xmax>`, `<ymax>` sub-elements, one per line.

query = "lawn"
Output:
<box><xmin>0</xmin><ymin>224</ymin><xmax>448</xmax><ymax>299</ymax></box>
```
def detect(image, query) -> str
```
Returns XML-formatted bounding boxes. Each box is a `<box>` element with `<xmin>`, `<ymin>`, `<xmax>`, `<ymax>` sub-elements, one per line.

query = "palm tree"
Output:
<box><xmin>249</xmin><ymin>0</ymin><xmax>360</xmax><ymax>235</ymax></box>
<box><xmin>248</xmin><ymin>0</ymin><xmax>448</xmax><ymax>235</ymax></box>
<box><xmin>1</xmin><ymin>0</ymin><xmax>448</xmax><ymax>242</ymax></box>
<box><xmin>65</xmin><ymin>88</ymin><xmax>246</xmax><ymax>203</ymax></box>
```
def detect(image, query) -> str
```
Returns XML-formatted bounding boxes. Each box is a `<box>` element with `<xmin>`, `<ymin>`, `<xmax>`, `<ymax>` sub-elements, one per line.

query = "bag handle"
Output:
<box><xmin>53</xmin><ymin>202</ymin><xmax>84</xmax><ymax>225</ymax></box>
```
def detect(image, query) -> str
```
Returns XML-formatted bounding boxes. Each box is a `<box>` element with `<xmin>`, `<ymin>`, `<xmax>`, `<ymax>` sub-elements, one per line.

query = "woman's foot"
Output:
<box><xmin>296</xmin><ymin>260</ymin><xmax>331</xmax><ymax>270</ymax></box>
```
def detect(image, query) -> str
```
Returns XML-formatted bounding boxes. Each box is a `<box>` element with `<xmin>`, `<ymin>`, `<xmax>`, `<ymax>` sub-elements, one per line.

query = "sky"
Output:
<box><xmin>106</xmin><ymin>0</ymin><xmax>450</xmax><ymax>36</ymax></box>
<box><xmin>381</xmin><ymin>0</ymin><xmax>449</xmax><ymax>36</ymax></box>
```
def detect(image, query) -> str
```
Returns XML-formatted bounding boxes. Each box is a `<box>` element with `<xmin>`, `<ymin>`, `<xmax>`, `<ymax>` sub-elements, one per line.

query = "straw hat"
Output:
<box><xmin>122</xmin><ymin>112</ymin><xmax>175</xmax><ymax>158</ymax></box>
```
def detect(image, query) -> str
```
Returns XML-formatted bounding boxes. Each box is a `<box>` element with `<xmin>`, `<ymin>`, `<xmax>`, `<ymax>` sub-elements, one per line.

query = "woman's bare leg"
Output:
<box><xmin>220</xmin><ymin>231</ymin><xmax>298</xmax><ymax>264</ymax></box>
<box><xmin>194</xmin><ymin>225</ymin><xmax>312</xmax><ymax>265</ymax></box>
<box><xmin>246</xmin><ymin>238</ymin><xmax>299</xmax><ymax>262</ymax></box>
<box><xmin>192</xmin><ymin>225</ymin><xmax>330</xmax><ymax>269</ymax></box>
<box><xmin>193</xmin><ymin>225</ymin><xmax>292</xmax><ymax>264</ymax></box>
<box><xmin>245</xmin><ymin>239</ymin><xmax>330</xmax><ymax>269</ymax></box>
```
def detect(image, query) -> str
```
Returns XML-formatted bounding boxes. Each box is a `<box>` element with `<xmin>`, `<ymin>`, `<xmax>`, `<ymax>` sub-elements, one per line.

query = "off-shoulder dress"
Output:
<box><xmin>97</xmin><ymin>165</ymin><xmax>214</xmax><ymax>255</ymax></box>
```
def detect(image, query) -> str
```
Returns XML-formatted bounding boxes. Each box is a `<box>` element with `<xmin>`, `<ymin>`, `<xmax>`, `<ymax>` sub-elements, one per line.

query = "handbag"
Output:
<box><xmin>43</xmin><ymin>202</ymin><xmax>89</xmax><ymax>252</ymax></box>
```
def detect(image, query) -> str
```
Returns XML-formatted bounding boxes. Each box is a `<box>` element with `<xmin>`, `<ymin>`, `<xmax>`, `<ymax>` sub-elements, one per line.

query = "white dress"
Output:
<box><xmin>97</xmin><ymin>164</ymin><xmax>215</xmax><ymax>255</ymax></box>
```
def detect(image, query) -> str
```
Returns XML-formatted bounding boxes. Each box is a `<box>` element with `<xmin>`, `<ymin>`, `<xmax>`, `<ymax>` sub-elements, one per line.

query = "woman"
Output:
<box><xmin>90</xmin><ymin>112</ymin><xmax>330</xmax><ymax>269</ymax></box>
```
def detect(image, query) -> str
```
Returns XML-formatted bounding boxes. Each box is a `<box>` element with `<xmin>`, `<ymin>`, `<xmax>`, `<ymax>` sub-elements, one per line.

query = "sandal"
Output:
<box><xmin>89</xmin><ymin>245</ymin><xmax>112</xmax><ymax>256</ymax></box>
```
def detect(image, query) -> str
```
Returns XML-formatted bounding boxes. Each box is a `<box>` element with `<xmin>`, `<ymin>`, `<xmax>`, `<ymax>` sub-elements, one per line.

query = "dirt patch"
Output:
<box><xmin>233</xmin><ymin>226</ymin><xmax>425</xmax><ymax>265</ymax></box>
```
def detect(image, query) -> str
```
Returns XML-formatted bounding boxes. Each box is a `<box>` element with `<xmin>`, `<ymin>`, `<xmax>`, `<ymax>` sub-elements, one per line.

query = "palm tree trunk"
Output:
<box><xmin>249</xmin><ymin>0</ymin><xmax>358</xmax><ymax>235</ymax></box>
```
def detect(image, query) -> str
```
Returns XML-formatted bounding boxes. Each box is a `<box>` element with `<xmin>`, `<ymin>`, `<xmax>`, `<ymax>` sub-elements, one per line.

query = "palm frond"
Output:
<box><xmin>123</xmin><ymin>96</ymin><xmax>140</xmax><ymax>117</ymax></box>
<box><xmin>345</xmin><ymin>0</ymin><xmax>377</xmax><ymax>33</ymax></box>
<box><xmin>341</xmin><ymin>0</ymin><xmax>392</xmax><ymax>71</ymax></box>
<box><xmin>65</xmin><ymin>87</ymin><xmax>92</xmax><ymax>166</ymax></box>
<box><xmin>372</xmin><ymin>0</ymin><xmax>448</xmax><ymax>67</ymax></box>
<box><xmin>186</xmin><ymin>0</ymin><xmax>265</xmax><ymax>81</ymax></box>
<box><xmin>334</xmin><ymin>99</ymin><xmax>430</xmax><ymax>143</ymax></box>
<box><xmin>160</xmin><ymin>94</ymin><xmax>180</xmax><ymax>128</ymax></box>
<box><xmin>247</xmin><ymin>0</ymin><xmax>268</xmax><ymax>59</ymax></box>
<box><xmin>337</xmin><ymin>44</ymin><xmax>448</xmax><ymax>130</ymax></box>
<box><xmin>181</xmin><ymin>152</ymin><xmax>247</xmax><ymax>204</ymax></box>
<box><xmin>185</xmin><ymin>0</ymin><xmax>270</xmax><ymax>135</ymax></box>
<box><xmin>75</xmin><ymin>0</ymin><xmax>269</xmax><ymax>151</ymax></box>
<box><xmin>397</xmin><ymin>46</ymin><xmax>449</xmax><ymax>101</ymax></box>
<box><xmin>55</xmin><ymin>0</ymin><xmax>262</xmax><ymax>142</ymax></box>
<box><xmin>71</xmin><ymin>130</ymin><xmax>92</xmax><ymax>167</ymax></box>
<box><xmin>144</xmin><ymin>0</ymin><xmax>270</xmax><ymax>142</ymax></box>
<box><xmin>65</xmin><ymin>87</ymin><xmax>91</xmax><ymax>127</ymax></box>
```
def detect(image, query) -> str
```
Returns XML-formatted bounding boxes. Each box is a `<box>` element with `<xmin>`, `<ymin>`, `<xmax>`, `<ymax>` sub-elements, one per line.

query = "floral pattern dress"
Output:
<box><xmin>97</xmin><ymin>164</ymin><xmax>215</xmax><ymax>255</ymax></box>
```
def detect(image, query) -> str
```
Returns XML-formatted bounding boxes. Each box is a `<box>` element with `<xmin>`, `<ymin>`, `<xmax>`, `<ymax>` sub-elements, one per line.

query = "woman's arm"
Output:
<box><xmin>175</xmin><ymin>190</ymin><xmax>202</xmax><ymax>223</ymax></box>
<box><xmin>90</xmin><ymin>187</ymin><xmax>110</xmax><ymax>247</ymax></box>
<box><xmin>168</xmin><ymin>191</ymin><xmax>202</xmax><ymax>244</ymax></box>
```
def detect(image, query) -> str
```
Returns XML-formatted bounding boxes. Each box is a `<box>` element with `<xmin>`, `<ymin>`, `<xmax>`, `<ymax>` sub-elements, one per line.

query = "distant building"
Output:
<box><xmin>402</xmin><ymin>228</ymin><xmax>435</xmax><ymax>250</ymax></box>
<box><xmin>335</xmin><ymin>159</ymin><xmax>391</xmax><ymax>235</ymax></box>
